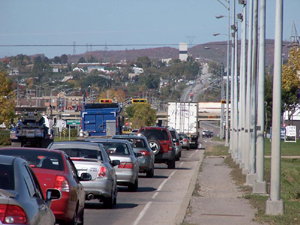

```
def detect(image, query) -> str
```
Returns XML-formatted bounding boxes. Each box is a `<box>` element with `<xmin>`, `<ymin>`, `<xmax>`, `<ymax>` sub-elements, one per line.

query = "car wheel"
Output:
<box><xmin>148</xmin><ymin>139</ymin><xmax>160</xmax><ymax>155</ymax></box>
<box><xmin>103</xmin><ymin>196</ymin><xmax>114</xmax><ymax>208</ymax></box>
<box><xmin>128</xmin><ymin>177</ymin><xmax>138</xmax><ymax>192</ymax></box>
<box><xmin>167</xmin><ymin>159</ymin><xmax>175</xmax><ymax>169</ymax></box>
<box><xmin>146</xmin><ymin>168</ymin><xmax>154</xmax><ymax>178</ymax></box>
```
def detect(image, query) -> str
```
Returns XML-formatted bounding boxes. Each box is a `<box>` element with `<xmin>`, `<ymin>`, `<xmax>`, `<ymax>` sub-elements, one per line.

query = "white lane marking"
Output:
<box><xmin>189</xmin><ymin>150</ymin><xmax>198</xmax><ymax>159</ymax></box>
<box><xmin>157</xmin><ymin>171</ymin><xmax>176</xmax><ymax>192</ymax></box>
<box><xmin>135</xmin><ymin>170</ymin><xmax>177</xmax><ymax>224</ymax></box>
<box><xmin>133</xmin><ymin>201</ymin><xmax>152</xmax><ymax>225</ymax></box>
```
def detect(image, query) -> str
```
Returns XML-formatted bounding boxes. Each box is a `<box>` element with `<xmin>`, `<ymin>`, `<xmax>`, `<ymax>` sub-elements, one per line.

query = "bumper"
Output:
<box><xmin>81</xmin><ymin>178</ymin><xmax>113</xmax><ymax>199</ymax></box>
<box><xmin>51</xmin><ymin>192</ymin><xmax>75</xmax><ymax>222</ymax></box>
<box><xmin>155</xmin><ymin>150</ymin><xmax>175</xmax><ymax>163</ymax></box>
<box><xmin>115</xmin><ymin>169</ymin><xmax>137</xmax><ymax>185</ymax></box>
<box><xmin>138</xmin><ymin>156</ymin><xmax>153</xmax><ymax>172</ymax></box>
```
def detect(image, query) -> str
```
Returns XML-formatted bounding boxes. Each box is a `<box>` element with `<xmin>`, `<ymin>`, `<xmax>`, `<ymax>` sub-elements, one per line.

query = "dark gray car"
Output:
<box><xmin>0</xmin><ymin>155</ymin><xmax>61</xmax><ymax>225</ymax></box>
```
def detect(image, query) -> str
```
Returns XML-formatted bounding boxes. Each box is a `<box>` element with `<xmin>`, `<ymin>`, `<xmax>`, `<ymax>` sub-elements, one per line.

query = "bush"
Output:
<box><xmin>0</xmin><ymin>130</ymin><xmax>11</xmax><ymax>146</ymax></box>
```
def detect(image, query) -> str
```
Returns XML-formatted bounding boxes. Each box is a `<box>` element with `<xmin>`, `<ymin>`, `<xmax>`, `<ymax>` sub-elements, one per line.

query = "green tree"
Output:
<box><xmin>78</xmin><ymin>57</ymin><xmax>86</xmax><ymax>63</ymax></box>
<box><xmin>53</xmin><ymin>56</ymin><xmax>61</xmax><ymax>64</ymax></box>
<box><xmin>136</xmin><ymin>56</ymin><xmax>151</xmax><ymax>69</ymax></box>
<box><xmin>61</xmin><ymin>54</ymin><xmax>68</xmax><ymax>64</ymax></box>
<box><xmin>0</xmin><ymin>72</ymin><xmax>16</xmax><ymax>125</ymax></box>
<box><xmin>130</xmin><ymin>104</ymin><xmax>156</xmax><ymax>128</ymax></box>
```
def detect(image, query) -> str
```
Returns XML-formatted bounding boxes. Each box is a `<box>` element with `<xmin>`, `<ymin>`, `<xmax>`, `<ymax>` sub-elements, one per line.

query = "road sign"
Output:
<box><xmin>67</xmin><ymin>120</ymin><xmax>80</xmax><ymax>125</ymax></box>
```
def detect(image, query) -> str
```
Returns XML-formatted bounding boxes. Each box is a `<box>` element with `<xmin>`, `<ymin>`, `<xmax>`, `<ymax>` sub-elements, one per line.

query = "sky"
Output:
<box><xmin>1</xmin><ymin>0</ymin><xmax>300</xmax><ymax>59</ymax></box>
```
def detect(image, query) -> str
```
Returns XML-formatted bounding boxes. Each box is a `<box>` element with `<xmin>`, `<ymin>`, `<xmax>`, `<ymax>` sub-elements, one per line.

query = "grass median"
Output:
<box><xmin>208</xmin><ymin>138</ymin><xmax>300</xmax><ymax>225</ymax></box>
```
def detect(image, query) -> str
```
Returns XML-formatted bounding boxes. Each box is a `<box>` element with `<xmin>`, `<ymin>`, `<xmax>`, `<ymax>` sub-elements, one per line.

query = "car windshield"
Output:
<box><xmin>54</xmin><ymin>148</ymin><xmax>103</xmax><ymax>160</ymax></box>
<box><xmin>0</xmin><ymin>149</ymin><xmax>64</xmax><ymax>171</ymax></box>
<box><xmin>0</xmin><ymin>164</ymin><xmax>14</xmax><ymax>190</ymax></box>
<box><xmin>179</xmin><ymin>133</ymin><xmax>188</xmax><ymax>138</ymax></box>
<box><xmin>101</xmin><ymin>143</ymin><xmax>130</xmax><ymax>155</ymax></box>
<box><xmin>139</xmin><ymin>129</ymin><xmax>169</xmax><ymax>141</ymax></box>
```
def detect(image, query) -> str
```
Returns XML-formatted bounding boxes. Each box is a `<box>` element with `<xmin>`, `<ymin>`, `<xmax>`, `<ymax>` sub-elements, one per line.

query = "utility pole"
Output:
<box><xmin>266</xmin><ymin>0</ymin><xmax>284</xmax><ymax>215</ymax></box>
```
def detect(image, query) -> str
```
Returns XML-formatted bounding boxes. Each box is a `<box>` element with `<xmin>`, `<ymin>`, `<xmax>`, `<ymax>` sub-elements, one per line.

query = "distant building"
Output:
<box><xmin>179</xmin><ymin>43</ymin><xmax>188</xmax><ymax>61</ymax></box>
<box><xmin>132</xmin><ymin>67</ymin><xmax>144</xmax><ymax>74</ymax></box>
<box><xmin>8</xmin><ymin>67</ymin><xmax>20</xmax><ymax>76</ymax></box>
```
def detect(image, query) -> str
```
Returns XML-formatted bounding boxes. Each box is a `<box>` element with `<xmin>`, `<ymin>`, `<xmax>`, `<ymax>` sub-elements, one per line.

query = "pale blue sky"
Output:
<box><xmin>0</xmin><ymin>0</ymin><xmax>299</xmax><ymax>58</ymax></box>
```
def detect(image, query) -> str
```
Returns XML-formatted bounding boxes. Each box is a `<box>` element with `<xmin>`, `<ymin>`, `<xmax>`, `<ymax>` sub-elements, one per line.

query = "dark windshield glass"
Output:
<box><xmin>0</xmin><ymin>150</ymin><xmax>64</xmax><ymax>171</ymax></box>
<box><xmin>55</xmin><ymin>148</ymin><xmax>102</xmax><ymax>160</ymax></box>
<box><xmin>139</xmin><ymin>129</ymin><xmax>169</xmax><ymax>141</ymax></box>
<box><xmin>101</xmin><ymin>143</ymin><xmax>130</xmax><ymax>155</ymax></box>
<box><xmin>0</xmin><ymin>164</ymin><xmax>14</xmax><ymax>190</ymax></box>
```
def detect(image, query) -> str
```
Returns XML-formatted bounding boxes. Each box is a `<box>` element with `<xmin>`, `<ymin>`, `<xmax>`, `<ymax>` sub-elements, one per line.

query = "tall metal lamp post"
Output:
<box><xmin>215</xmin><ymin>1</ymin><xmax>231</xmax><ymax>146</ymax></box>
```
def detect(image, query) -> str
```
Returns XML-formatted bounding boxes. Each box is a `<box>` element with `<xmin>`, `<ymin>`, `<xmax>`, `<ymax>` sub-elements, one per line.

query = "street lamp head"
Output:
<box><xmin>238</xmin><ymin>0</ymin><xmax>247</xmax><ymax>5</ymax></box>
<box><xmin>213</xmin><ymin>33</ymin><xmax>220</xmax><ymax>36</ymax></box>
<box><xmin>215</xmin><ymin>15</ymin><xmax>225</xmax><ymax>19</ymax></box>
<box><xmin>231</xmin><ymin>25</ymin><xmax>237</xmax><ymax>31</ymax></box>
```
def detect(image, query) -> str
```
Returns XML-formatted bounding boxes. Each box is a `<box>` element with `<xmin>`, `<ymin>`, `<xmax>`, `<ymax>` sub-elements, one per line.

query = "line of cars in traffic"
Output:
<box><xmin>0</xmin><ymin>126</ymin><xmax>191</xmax><ymax>225</ymax></box>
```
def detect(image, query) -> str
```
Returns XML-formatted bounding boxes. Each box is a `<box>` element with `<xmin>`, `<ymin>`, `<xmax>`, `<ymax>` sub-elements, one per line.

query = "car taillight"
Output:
<box><xmin>0</xmin><ymin>204</ymin><xmax>28</xmax><ymax>224</ymax></box>
<box><xmin>118</xmin><ymin>162</ymin><xmax>134</xmax><ymax>169</ymax></box>
<box><xmin>54</xmin><ymin>176</ymin><xmax>69</xmax><ymax>192</ymax></box>
<box><xmin>168</xmin><ymin>145</ymin><xmax>173</xmax><ymax>151</ymax></box>
<box><xmin>98</xmin><ymin>166</ymin><xmax>106</xmax><ymax>177</ymax></box>
<box><xmin>139</xmin><ymin>151</ymin><xmax>151</xmax><ymax>156</ymax></box>
<box><xmin>176</xmin><ymin>141</ymin><xmax>179</xmax><ymax>146</ymax></box>
<box><xmin>184</xmin><ymin>139</ymin><xmax>188</xmax><ymax>142</ymax></box>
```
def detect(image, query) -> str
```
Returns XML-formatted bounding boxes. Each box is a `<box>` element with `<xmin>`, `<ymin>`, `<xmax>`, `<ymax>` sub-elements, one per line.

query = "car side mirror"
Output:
<box><xmin>111</xmin><ymin>160</ymin><xmax>120</xmax><ymax>167</ymax></box>
<box><xmin>135</xmin><ymin>152</ymin><xmax>143</xmax><ymax>158</ymax></box>
<box><xmin>80</xmin><ymin>172</ymin><xmax>92</xmax><ymax>181</ymax></box>
<box><xmin>46</xmin><ymin>188</ymin><xmax>62</xmax><ymax>206</ymax></box>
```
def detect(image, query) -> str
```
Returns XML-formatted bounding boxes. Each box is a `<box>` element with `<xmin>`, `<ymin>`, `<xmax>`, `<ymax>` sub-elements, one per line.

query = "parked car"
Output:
<box><xmin>86</xmin><ymin>138</ymin><xmax>140</xmax><ymax>192</ymax></box>
<box><xmin>168</xmin><ymin>128</ymin><xmax>182</xmax><ymax>161</ymax></box>
<box><xmin>0</xmin><ymin>155</ymin><xmax>61</xmax><ymax>225</ymax></box>
<box><xmin>179</xmin><ymin>133</ymin><xmax>190</xmax><ymax>150</ymax></box>
<box><xmin>48</xmin><ymin>141</ymin><xmax>119</xmax><ymax>208</ymax></box>
<box><xmin>137</xmin><ymin>126</ymin><xmax>176</xmax><ymax>169</ymax></box>
<box><xmin>0</xmin><ymin>147</ymin><xmax>91</xmax><ymax>225</ymax></box>
<box><xmin>112</xmin><ymin>135</ymin><xmax>155</xmax><ymax>177</ymax></box>
<box><xmin>202</xmin><ymin>130</ymin><xmax>214</xmax><ymax>138</ymax></box>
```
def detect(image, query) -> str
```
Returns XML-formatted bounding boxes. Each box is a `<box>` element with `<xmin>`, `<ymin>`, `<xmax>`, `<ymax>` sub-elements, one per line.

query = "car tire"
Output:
<box><xmin>128</xmin><ymin>177</ymin><xmax>138</xmax><ymax>192</ymax></box>
<box><xmin>103</xmin><ymin>196</ymin><xmax>114</xmax><ymax>208</ymax></box>
<box><xmin>148</xmin><ymin>139</ymin><xmax>160</xmax><ymax>155</ymax></box>
<box><xmin>167</xmin><ymin>159</ymin><xmax>175</xmax><ymax>169</ymax></box>
<box><xmin>146</xmin><ymin>168</ymin><xmax>154</xmax><ymax>178</ymax></box>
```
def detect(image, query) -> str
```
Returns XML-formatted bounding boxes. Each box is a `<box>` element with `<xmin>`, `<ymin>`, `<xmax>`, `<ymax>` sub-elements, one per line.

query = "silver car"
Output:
<box><xmin>168</xmin><ymin>128</ymin><xmax>182</xmax><ymax>161</ymax></box>
<box><xmin>112</xmin><ymin>135</ymin><xmax>155</xmax><ymax>177</ymax></box>
<box><xmin>179</xmin><ymin>133</ymin><xmax>190</xmax><ymax>150</ymax></box>
<box><xmin>48</xmin><ymin>141</ymin><xmax>119</xmax><ymax>208</ymax></box>
<box><xmin>86</xmin><ymin>138</ymin><xmax>140</xmax><ymax>192</ymax></box>
<box><xmin>0</xmin><ymin>155</ymin><xmax>61</xmax><ymax>225</ymax></box>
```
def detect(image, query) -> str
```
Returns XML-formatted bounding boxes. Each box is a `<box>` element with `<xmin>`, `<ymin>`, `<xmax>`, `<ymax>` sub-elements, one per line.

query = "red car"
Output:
<box><xmin>0</xmin><ymin>147</ymin><xmax>91</xmax><ymax>225</ymax></box>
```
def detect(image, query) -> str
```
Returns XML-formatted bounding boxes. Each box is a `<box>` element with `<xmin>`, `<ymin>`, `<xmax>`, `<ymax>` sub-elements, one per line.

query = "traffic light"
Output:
<box><xmin>100</xmin><ymin>99</ymin><xmax>113</xmax><ymax>103</ymax></box>
<box><xmin>131</xmin><ymin>99</ymin><xmax>148</xmax><ymax>104</ymax></box>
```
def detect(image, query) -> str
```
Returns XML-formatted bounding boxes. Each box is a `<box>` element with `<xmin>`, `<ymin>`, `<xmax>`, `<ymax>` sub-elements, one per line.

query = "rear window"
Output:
<box><xmin>0</xmin><ymin>150</ymin><xmax>64</xmax><ymax>171</ymax></box>
<box><xmin>101</xmin><ymin>143</ymin><xmax>130</xmax><ymax>155</ymax></box>
<box><xmin>54</xmin><ymin>148</ymin><xmax>103</xmax><ymax>161</ymax></box>
<box><xmin>139</xmin><ymin>129</ymin><xmax>169</xmax><ymax>141</ymax></box>
<box><xmin>0</xmin><ymin>164</ymin><xmax>14</xmax><ymax>190</ymax></box>
<box><xmin>116</xmin><ymin>138</ymin><xmax>147</xmax><ymax>149</ymax></box>
<box><xmin>169</xmin><ymin>131</ymin><xmax>177</xmax><ymax>139</ymax></box>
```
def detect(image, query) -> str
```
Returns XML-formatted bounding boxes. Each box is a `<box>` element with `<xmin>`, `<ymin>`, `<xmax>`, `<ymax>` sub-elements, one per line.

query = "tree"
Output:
<box><xmin>0</xmin><ymin>72</ymin><xmax>16</xmax><ymax>125</ymax></box>
<box><xmin>53</xmin><ymin>56</ymin><xmax>61</xmax><ymax>64</ymax></box>
<box><xmin>78</xmin><ymin>57</ymin><xmax>86</xmax><ymax>63</ymax></box>
<box><xmin>61</xmin><ymin>54</ymin><xmax>68</xmax><ymax>64</ymax></box>
<box><xmin>130</xmin><ymin>104</ymin><xmax>156</xmax><ymax>128</ymax></box>
<box><xmin>136</xmin><ymin>56</ymin><xmax>151</xmax><ymax>69</ymax></box>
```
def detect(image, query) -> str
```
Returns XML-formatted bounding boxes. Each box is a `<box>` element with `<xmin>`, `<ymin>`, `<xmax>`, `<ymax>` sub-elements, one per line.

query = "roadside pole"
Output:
<box><xmin>253</xmin><ymin>0</ymin><xmax>267</xmax><ymax>194</ymax></box>
<box><xmin>266</xmin><ymin>0</ymin><xmax>284</xmax><ymax>215</ymax></box>
<box><xmin>243</xmin><ymin>0</ymin><xmax>253</xmax><ymax>176</ymax></box>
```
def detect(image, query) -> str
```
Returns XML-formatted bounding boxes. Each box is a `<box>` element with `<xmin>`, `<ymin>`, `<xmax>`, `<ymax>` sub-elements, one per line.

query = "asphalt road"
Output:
<box><xmin>83</xmin><ymin>149</ymin><xmax>203</xmax><ymax>225</ymax></box>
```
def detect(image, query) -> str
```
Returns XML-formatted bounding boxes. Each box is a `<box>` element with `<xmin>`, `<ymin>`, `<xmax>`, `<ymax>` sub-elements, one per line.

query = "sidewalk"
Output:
<box><xmin>183</xmin><ymin>153</ymin><xmax>260</xmax><ymax>225</ymax></box>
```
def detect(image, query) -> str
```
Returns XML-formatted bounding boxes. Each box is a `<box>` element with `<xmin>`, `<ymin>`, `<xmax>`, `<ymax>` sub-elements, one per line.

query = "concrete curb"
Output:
<box><xmin>175</xmin><ymin>150</ymin><xmax>205</xmax><ymax>225</ymax></box>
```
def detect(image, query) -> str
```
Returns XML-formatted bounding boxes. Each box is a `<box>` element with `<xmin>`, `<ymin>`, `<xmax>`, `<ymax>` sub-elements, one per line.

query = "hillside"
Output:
<box><xmin>67</xmin><ymin>39</ymin><xmax>290</xmax><ymax>68</ymax></box>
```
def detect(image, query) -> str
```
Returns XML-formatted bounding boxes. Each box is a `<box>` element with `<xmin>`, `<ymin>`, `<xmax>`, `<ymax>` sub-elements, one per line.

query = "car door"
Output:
<box><xmin>22</xmin><ymin>164</ymin><xmax>55</xmax><ymax>225</ymax></box>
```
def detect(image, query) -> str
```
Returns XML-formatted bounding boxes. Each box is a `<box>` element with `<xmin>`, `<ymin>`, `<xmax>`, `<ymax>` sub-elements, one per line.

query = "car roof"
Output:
<box><xmin>0</xmin><ymin>155</ymin><xmax>16</xmax><ymax>165</ymax></box>
<box><xmin>113</xmin><ymin>135</ymin><xmax>147</xmax><ymax>140</ymax></box>
<box><xmin>86</xmin><ymin>138</ymin><xmax>131</xmax><ymax>144</ymax></box>
<box><xmin>50</xmin><ymin>141</ymin><xmax>101</xmax><ymax>147</ymax></box>
<box><xmin>0</xmin><ymin>147</ymin><xmax>64</xmax><ymax>154</ymax></box>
